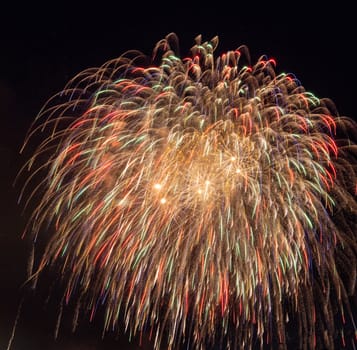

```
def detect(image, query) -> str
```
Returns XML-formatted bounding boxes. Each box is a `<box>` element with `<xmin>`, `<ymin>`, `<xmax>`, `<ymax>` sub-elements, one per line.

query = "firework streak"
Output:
<box><xmin>19</xmin><ymin>34</ymin><xmax>357</xmax><ymax>349</ymax></box>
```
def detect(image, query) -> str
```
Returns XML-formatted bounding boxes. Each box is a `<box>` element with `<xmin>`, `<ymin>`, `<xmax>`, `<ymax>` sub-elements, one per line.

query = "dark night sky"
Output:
<box><xmin>0</xmin><ymin>2</ymin><xmax>356</xmax><ymax>349</ymax></box>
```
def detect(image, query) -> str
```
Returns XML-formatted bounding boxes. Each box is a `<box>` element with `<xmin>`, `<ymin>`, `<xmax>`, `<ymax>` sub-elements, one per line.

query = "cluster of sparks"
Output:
<box><xmin>19</xmin><ymin>34</ymin><xmax>357</xmax><ymax>349</ymax></box>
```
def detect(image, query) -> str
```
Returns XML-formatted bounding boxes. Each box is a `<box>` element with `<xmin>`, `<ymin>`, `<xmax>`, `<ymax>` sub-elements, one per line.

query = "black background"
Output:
<box><xmin>0</xmin><ymin>1</ymin><xmax>356</xmax><ymax>349</ymax></box>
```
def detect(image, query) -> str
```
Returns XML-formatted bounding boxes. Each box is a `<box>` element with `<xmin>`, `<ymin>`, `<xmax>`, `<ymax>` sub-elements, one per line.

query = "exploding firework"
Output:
<box><xmin>18</xmin><ymin>33</ymin><xmax>357</xmax><ymax>349</ymax></box>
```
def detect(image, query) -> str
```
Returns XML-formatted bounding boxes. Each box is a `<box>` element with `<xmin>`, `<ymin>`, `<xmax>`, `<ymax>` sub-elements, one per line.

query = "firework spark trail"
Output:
<box><xmin>18</xmin><ymin>33</ymin><xmax>357</xmax><ymax>349</ymax></box>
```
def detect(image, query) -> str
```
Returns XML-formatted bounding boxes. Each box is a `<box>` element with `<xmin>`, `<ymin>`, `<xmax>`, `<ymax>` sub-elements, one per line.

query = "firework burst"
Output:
<box><xmin>18</xmin><ymin>33</ymin><xmax>357</xmax><ymax>349</ymax></box>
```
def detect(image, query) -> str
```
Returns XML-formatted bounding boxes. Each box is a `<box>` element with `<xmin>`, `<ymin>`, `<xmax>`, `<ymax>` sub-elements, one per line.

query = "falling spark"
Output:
<box><xmin>18</xmin><ymin>33</ymin><xmax>357</xmax><ymax>349</ymax></box>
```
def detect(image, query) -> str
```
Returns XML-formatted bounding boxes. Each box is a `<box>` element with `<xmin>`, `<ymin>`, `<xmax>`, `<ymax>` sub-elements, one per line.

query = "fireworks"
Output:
<box><xmin>19</xmin><ymin>33</ymin><xmax>357</xmax><ymax>349</ymax></box>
